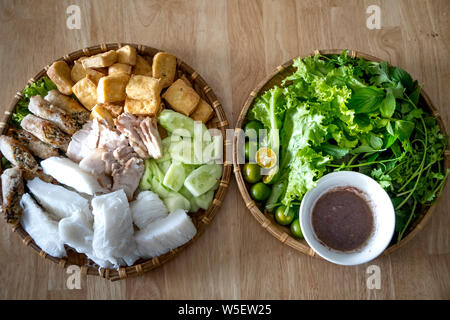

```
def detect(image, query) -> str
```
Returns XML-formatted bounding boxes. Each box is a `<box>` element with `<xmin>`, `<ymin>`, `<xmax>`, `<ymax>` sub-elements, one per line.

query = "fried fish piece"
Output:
<box><xmin>8</xmin><ymin>128</ymin><xmax>59</xmax><ymax>159</ymax></box>
<box><xmin>21</xmin><ymin>114</ymin><xmax>70</xmax><ymax>152</ymax></box>
<box><xmin>0</xmin><ymin>135</ymin><xmax>38</xmax><ymax>172</ymax></box>
<box><xmin>28</xmin><ymin>95</ymin><xmax>81</xmax><ymax>135</ymax></box>
<box><xmin>1</xmin><ymin>167</ymin><xmax>24</xmax><ymax>224</ymax></box>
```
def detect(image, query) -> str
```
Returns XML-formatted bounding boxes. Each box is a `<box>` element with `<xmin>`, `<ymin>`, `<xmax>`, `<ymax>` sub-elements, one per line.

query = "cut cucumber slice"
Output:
<box><xmin>163</xmin><ymin>163</ymin><xmax>185</xmax><ymax>192</ymax></box>
<box><xmin>193</xmin><ymin>190</ymin><xmax>215</xmax><ymax>210</ymax></box>
<box><xmin>155</xmin><ymin>137</ymin><xmax>172</xmax><ymax>163</ymax></box>
<box><xmin>184</xmin><ymin>164</ymin><xmax>223</xmax><ymax>197</ymax></box>
<box><xmin>163</xmin><ymin>194</ymin><xmax>190</xmax><ymax>212</ymax></box>
<box><xmin>179</xmin><ymin>186</ymin><xmax>200</xmax><ymax>213</ymax></box>
<box><xmin>158</xmin><ymin>109</ymin><xmax>210</xmax><ymax>140</ymax></box>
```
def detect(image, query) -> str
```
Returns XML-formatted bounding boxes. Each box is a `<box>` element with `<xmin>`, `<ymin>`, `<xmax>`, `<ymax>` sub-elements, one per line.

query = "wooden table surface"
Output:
<box><xmin>0</xmin><ymin>0</ymin><xmax>449</xmax><ymax>300</ymax></box>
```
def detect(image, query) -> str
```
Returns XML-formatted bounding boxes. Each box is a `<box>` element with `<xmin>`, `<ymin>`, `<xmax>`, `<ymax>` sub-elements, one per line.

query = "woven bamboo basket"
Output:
<box><xmin>234</xmin><ymin>49</ymin><xmax>449</xmax><ymax>258</ymax></box>
<box><xmin>0</xmin><ymin>43</ymin><xmax>231</xmax><ymax>281</ymax></box>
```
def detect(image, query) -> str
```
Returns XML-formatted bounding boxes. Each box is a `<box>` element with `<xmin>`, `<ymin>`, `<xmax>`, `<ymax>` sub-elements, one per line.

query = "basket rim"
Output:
<box><xmin>0</xmin><ymin>42</ymin><xmax>231</xmax><ymax>281</ymax></box>
<box><xmin>233</xmin><ymin>48</ymin><xmax>449</xmax><ymax>259</ymax></box>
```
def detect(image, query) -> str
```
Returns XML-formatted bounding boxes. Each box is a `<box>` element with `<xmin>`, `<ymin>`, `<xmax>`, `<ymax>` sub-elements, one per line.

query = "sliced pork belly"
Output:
<box><xmin>115</xmin><ymin>113</ymin><xmax>149</xmax><ymax>158</ymax></box>
<box><xmin>67</xmin><ymin>121</ymin><xmax>99</xmax><ymax>163</ymax></box>
<box><xmin>79</xmin><ymin>148</ymin><xmax>112</xmax><ymax>189</ymax></box>
<box><xmin>111</xmin><ymin>157</ymin><xmax>144</xmax><ymax>201</ymax></box>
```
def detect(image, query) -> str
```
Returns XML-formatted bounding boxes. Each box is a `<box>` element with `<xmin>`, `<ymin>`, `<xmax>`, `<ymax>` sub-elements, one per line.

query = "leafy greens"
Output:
<box><xmin>249</xmin><ymin>50</ymin><xmax>448</xmax><ymax>242</ymax></box>
<box><xmin>11</xmin><ymin>76</ymin><xmax>57</xmax><ymax>126</ymax></box>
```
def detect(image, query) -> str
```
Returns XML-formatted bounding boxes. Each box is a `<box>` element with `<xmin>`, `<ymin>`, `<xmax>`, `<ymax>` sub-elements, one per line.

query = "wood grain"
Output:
<box><xmin>0</xmin><ymin>0</ymin><xmax>448</xmax><ymax>299</ymax></box>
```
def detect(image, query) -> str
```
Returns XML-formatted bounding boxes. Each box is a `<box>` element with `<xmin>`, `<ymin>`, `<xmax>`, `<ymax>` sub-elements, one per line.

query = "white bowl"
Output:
<box><xmin>299</xmin><ymin>171</ymin><xmax>395</xmax><ymax>266</ymax></box>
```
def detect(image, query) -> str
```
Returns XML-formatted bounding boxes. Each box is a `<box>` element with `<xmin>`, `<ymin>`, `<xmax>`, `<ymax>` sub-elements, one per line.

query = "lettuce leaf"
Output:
<box><xmin>11</xmin><ymin>76</ymin><xmax>57</xmax><ymax>126</ymax></box>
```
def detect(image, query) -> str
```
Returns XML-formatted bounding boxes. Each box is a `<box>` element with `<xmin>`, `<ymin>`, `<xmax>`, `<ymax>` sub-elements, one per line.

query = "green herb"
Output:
<box><xmin>249</xmin><ymin>50</ymin><xmax>448</xmax><ymax>243</ymax></box>
<box><xmin>11</xmin><ymin>76</ymin><xmax>57</xmax><ymax>126</ymax></box>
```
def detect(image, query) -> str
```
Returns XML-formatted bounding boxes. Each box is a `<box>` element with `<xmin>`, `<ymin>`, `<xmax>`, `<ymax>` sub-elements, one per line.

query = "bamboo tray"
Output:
<box><xmin>0</xmin><ymin>43</ymin><xmax>231</xmax><ymax>281</ymax></box>
<box><xmin>234</xmin><ymin>49</ymin><xmax>449</xmax><ymax>258</ymax></box>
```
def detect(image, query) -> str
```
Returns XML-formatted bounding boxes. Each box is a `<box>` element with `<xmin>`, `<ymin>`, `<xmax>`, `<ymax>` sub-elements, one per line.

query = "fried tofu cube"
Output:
<box><xmin>162</xmin><ymin>79</ymin><xmax>200</xmax><ymax>116</ymax></box>
<box><xmin>116</xmin><ymin>45</ymin><xmax>137</xmax><ymax>66</ymax></box>
<box><xmin>126</xmin><ymin>75</ymin><xmax>161</xmax><ymax>101</ymax></box>
<box><xmin>152</xmin><ymin>52</ymin><xmax>177</xmax><ymax>88</ymax></box>
<box><xmin>124</xmin><ymin>97</ymin><xmax>161</xmax><ymax>116</ymax></box>
<box><xmin>71</xmin><ymin>58</ymin><xmax>105</xmax><ymax>85</ymax></box>
<box><xmin>47</xmin><ymin>61</ymin><xmax>74</xmax><ymax>95</ymax></box>
<box><xmin>108</xmin><ymin>63</ymin><xmax>132</xmax><ymax>76</ymax></box>
<box><xmin>90</xmin><ymin>104</ymin><xmax>114</xmax><ymax>125</ymax></box>
<box><xmin>81</xmin><ymin>50</ymin><xmax>117</xmax><ymax>69</ymax></box>
<box><xmin>179</xmin><ymin>74</ymin><xmax>192</xmax><ymax>87</ymax></box>
<box><xmin>71</xmin><ymin>58</ymin><xmax>87</xmax><ymax>83</ymax></box>
<box><xmin>95</xmin><ymin>102</ymin><xmax>123</xmax><ymax>118</ymax></box>
<box><xmin>97</xmin><ymin>74</ymin><xmax>129</xmax><ymax>103</ymax></box>
<box><xmin>134</xmin><ymin>55</ymin><xmax>153</xmax><ymax>76</ymax></box>
<box><xmin>190</xmin><ymin>99</ymin><xmax>214</xmax><ymax>123</ymax></box>
<box><xmin>72</xmin><ymin>77</ymin><xmax>98</xmax><ymax>110</ymax></box>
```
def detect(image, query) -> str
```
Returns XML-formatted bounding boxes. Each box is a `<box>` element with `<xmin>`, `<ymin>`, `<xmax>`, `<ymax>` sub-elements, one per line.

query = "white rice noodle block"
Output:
<box><xmin>92</xmin><ymin>189</ymin><xmax>139</xmax><ymax>267</ymax></box>
<box><xmin>135</xmin><ymin>209</ymin><xmax>197</xmax><ymax>259</ymax></box>
<box><xmin>40</xmin><ymin>156</ymin><xmax>107</xmax><ymax>195</ymax></box>
<box><xmin>20</xmin><ymin>193</ymin><xmax>66</xmax><ymax>258</ymax></box>
<box><xmin>27</xmin><ymin>177</ymin><xmax>91</xmax><ymax>221</ymax></box>
<box><xmin>130</xmin><ymin>191</ymin><xmax>168</xmax><ymax>229</ymax></box>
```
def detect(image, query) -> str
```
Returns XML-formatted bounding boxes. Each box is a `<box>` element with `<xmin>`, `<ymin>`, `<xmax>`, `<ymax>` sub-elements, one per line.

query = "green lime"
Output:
<box><xmin>290</xmin><ymin>218</ymin><xmax>303</xmax><ymax>239</ymax></box>
<box><xmin>262</xmin><ymin>165</ymin><xmax>279</xmax><ymax>184</ymax></box>
<box><xmin>245</xmin><ymin>141</ymin><xmax>258</xmax><ymax>162</ymax></box>
<box><xmin>274</xmin><ymin>205</ymin><xmax>295</xmax><ymax>226</ymax></box>
<box><xmin>250</xmin><ymin>182</ymin><xmax>271</xmax><ymax>201</ymax></box>
<box><xmin>244</xmin><ymin>120</ymin><xmax>264</xmax><ymax>139</ymax></box>
<box><xmin>243</xmin><ymin>163</ymin><xmax>261</xmax><ymax>184</ymax></box>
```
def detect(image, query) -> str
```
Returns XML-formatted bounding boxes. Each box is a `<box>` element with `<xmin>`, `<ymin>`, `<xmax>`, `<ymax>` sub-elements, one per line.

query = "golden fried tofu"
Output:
<box><xmin>152</xmin><ymin>52</ymin><xmax>176</xmax><ymax>88</ymax></box>
<box><xmin>95</xmin><ymin>102</ymin><xmax>123</xmax><ymax>118</ymax></box>
<box><xmin>81</xmin><ymin>50</ymin><xmax>117</xmax><ymax>69</ymax></box>
<box><xmin>72</xmin><ymin>77</ymin><xmax>98</xmax><ymax>110</ymax></box>
<box><xmin>179</xmin><ymin>74</ymin><xmax>192</xmax><ymax>87</ymax></box>
<box><xmin>90</xmin><ymin>104</ymin><xmax>114</xmax><ymax>125</ymax></box>
<box><xmin>71</xmin><ymin>58</ymin><xmax>87</xmax><ymax>83</ymax></box>
<box><xmin>162</xmin><ymin>79</ymin><xmax>200</xmax><ymax>116</ymax></box>
<box><xmin>124</xmin><ymin>97</ymin><xmax>161</xmax><ymax>116</ymax></box>
<box><xmin>126</xmin><ymin>75</ymin><xmax>161</xmax><ymax>101</ymax></box>
<box><xmin>116</xmin><ymin>45</ymin><xmax>137</xmax><ymax>66</ymax></box>
<box><xmin>47</xmin><ymin>61</ymin><xmax>74</xmax><ymax>95</ymax></box>
<box><xmin>190</xmin><ymin>99</ymin><xmax>214</xmax><ymax>123</ymax></box>
<box><xmin>71</xmin><ymin>58</ymin><xmax>106</xmax><ymax>85</ymax></box>
<box><xmin>134</xmin><ymin>55</ymin><xmax>153</xmax><ymax>76</ymax></box>
<box><xmin>97</xmin><ymin>74</ymin><xmax>129</xmax><ymax>103</ymax></box>
<box><xmin>108</xmin><ymin>63</ymin><xmax>132</xmax><ymax>75</ymax></box>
